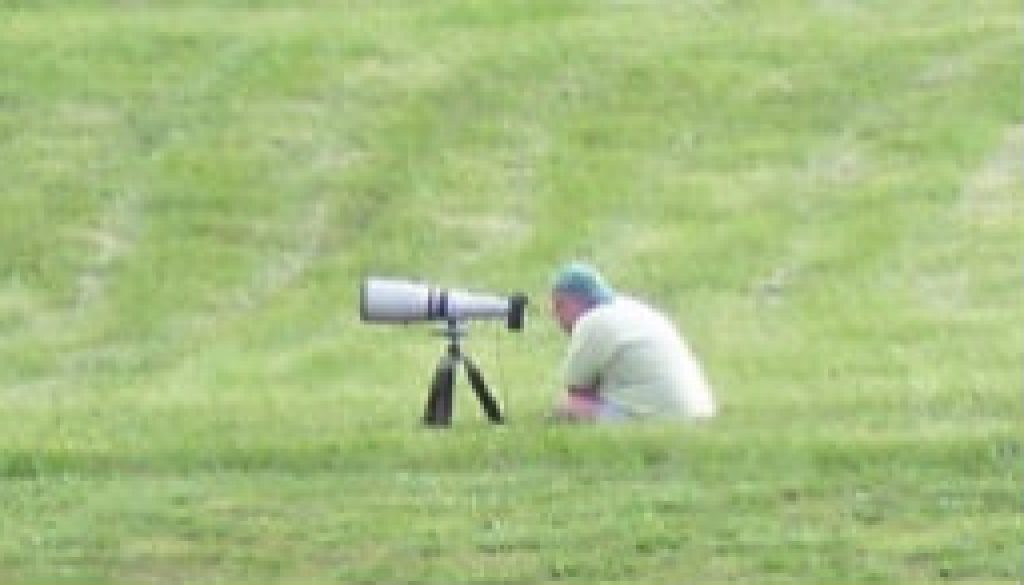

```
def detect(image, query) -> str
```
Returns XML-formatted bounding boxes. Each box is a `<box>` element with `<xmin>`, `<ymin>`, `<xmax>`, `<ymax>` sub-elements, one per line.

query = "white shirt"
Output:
<box><xmin>564</xmin><ymin>297</ymin><xmax>716</xmax><ymax>419</ymax></box>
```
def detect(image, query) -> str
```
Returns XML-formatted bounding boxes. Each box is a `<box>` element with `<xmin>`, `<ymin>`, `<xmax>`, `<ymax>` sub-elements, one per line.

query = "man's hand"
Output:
<box><xmin>550</xmin><ymin>387</ymin><xmax>602</xmax><ymax>422</ymax></box>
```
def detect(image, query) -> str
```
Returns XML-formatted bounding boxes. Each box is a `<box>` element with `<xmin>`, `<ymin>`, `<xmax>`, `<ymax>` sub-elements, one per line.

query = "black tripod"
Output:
<box><xmin>422</xmin><ymin>320</ymin><xmax>504</xmax><ymax>427</ymax></box>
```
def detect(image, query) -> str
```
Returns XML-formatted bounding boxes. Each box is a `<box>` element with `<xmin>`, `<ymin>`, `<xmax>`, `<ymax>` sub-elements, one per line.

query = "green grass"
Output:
<box><xmin>0</xmin><ymin>0</ymin><xmax>1021</xmax><ymax>582</ymax></box>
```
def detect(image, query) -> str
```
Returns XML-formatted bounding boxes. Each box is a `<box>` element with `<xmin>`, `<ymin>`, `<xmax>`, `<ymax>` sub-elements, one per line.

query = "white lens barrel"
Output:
<box><xmin>361</xmin><ymin>278</ymin><xmax>434</xmax><ymax>322</ymax></box>
<box><xmin>360</xmin><ymin>277</ymin><xmax>527</xmax><ymax>329</ymax></box>
<box><xmin>445</xmin><ymin>290</ymin><xmax>511</xmax><ymax>321</ymax></box>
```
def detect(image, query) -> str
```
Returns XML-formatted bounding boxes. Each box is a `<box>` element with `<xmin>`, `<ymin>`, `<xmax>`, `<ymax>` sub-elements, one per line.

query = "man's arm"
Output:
<box><xmin>552</xmin><ymin>311</ymin><xmax>615</xmax><ymax>421</ymax></box>
<box><xmin>551</xmin><ymin>385</ymin><xmax>602</xmax><ymax>421</ymax></box>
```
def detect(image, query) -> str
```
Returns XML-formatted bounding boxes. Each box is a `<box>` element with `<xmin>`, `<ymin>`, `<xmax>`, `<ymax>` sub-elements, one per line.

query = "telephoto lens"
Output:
<box><xmin>360</xmin><ymin>277</ymin><xmax>527</xmax><ymax>330</ymax></box>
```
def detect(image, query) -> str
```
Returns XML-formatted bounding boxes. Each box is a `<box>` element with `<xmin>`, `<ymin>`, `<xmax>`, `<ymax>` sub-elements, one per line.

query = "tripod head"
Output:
<box><xmin>434</xmin><ymin>319</ymin><xmax>468</xmax><ymax>346</ymax></box>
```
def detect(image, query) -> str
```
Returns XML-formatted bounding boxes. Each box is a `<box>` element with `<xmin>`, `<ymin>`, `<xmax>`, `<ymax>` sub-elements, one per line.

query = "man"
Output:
<box><xmin>550</xmin><ymin>262</ymin><xmax>716</xmax><ymax>422</ymax></box>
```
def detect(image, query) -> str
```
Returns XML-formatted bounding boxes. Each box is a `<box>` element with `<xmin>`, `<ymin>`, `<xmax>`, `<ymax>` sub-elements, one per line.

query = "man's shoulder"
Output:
<box><xmin>599</xmin><ymin>296</ymin><xmax>661</xmax><ymax>322</ymax></box>
<box><xmin>592</xmin><ymin>296</ymin><xmax>684</xmax><ymax>342</ymax></box>
<box><xmin>580</xmin><ymin>298</ymin><xmax>628</xmax><ymax>323</ymax></box>
<box><xmin>576</xmin><ymin>297</ymin><xmax>650</xmax><ymax>333</ymax></box>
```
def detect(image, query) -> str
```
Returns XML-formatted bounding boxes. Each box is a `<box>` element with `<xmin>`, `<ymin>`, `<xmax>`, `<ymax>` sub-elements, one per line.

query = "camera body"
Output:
<box><xmin>360</xmin><ymin>277</ymin><xmax>528</xmax><ymax>330</ymax></box>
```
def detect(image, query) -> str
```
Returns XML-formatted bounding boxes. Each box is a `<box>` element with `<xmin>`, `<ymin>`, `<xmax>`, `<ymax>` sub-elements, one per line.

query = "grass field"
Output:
<box><xmin>0</xmin><ymin>1</ymin><xmax>1021</xmax><ymax>583</ymax></box>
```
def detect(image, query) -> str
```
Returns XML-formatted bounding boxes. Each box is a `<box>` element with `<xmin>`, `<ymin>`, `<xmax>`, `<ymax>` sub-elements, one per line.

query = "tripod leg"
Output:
<box><xmin>463</xmin><ymin>356</ymin><xmax>503</xmax><ymax>424</ymax></box>
<box><xmin>424</xmin><ymin>357</ymin><xmax>455</xmax><ymax>426</ymax></box>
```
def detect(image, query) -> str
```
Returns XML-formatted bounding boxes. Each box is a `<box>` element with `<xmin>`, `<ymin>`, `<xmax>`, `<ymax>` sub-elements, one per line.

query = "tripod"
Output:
<box><xmin>422</xmin><ymin>320</ymin><xmax>504</xmax><ymax>427</ymax></box>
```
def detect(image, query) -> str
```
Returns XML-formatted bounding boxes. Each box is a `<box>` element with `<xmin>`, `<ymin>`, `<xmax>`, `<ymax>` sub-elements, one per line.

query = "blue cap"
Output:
<box><xmin>551</xmin><ymin>262</ymin><xmax>615</xmax><ymax>305</ymax></box>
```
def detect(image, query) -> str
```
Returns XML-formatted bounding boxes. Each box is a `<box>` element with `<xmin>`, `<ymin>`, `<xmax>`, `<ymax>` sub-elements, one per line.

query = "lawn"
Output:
<box><xmin>0</xmin><ymin>0</ymin><xmax>1020</xmax><ymax>582</ymax></box>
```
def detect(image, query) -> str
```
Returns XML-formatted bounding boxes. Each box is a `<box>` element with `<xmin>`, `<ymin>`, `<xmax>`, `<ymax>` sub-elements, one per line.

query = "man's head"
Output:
<box><xmin>550</xmin><ymin>262</ymin><xmax>615</xmax><ymax>333</ymax></box>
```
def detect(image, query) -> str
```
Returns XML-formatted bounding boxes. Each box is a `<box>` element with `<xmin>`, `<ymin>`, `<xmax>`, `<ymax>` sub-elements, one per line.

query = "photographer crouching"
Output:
<box><xmin>549</xmin><ymin>262</ymin><xmax>716</xmax><ymax>423</ymax></box>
